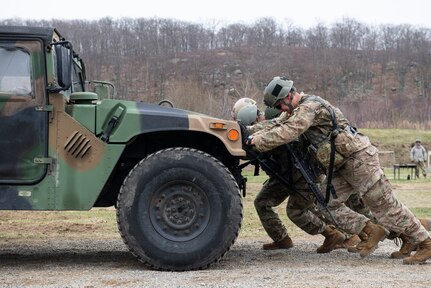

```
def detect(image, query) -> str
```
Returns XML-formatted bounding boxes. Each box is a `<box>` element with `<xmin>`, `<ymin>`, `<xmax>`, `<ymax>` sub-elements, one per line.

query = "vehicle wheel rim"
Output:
<box><xmin>149</xmin><ymin>180</ymin><xmax>210</xmax><ymax>241</ymax></box>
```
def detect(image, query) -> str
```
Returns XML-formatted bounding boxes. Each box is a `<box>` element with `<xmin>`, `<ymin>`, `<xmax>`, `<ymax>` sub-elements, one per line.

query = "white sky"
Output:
<box><xmin>1</xmin><ymin>0</ymin><xmax>431</xmax><ymax>29</ymax></box>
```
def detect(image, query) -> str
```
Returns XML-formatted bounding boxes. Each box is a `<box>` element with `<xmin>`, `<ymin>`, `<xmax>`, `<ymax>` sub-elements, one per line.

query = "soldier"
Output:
<box><xmin>245</xmin><ymin>76</ymin><xmax>431</xmax><ymax>264</ymax></box>
<box><xmin>233</xmin><ymin>97</ymin><xmax>346</xmax><ymax>252</ymax></box>
<box><xmin>410</xmin><ymin>139</ymin><xmax>427</xmax><ymax>179</ymax></box>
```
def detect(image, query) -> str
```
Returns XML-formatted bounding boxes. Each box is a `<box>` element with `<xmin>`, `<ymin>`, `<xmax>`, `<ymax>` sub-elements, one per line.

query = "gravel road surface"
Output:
<box><xmin>1</xmin><ymin>235</ymin><xmax>430</xmax><ymax>288</ymax></box>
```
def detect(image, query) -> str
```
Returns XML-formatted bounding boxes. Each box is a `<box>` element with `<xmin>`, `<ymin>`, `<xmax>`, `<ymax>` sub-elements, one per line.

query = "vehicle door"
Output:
<box><xmin>0</xmin><ymin>40</ymin><xmax>48</xmax><ymax>184</ymax></box>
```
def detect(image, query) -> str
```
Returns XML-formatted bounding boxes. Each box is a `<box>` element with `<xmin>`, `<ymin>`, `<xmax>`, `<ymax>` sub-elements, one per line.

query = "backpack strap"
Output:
<box><xmin>305</xmin><ymin>96</ymin><xmax>339</xmax><ymax>203</ymax></box>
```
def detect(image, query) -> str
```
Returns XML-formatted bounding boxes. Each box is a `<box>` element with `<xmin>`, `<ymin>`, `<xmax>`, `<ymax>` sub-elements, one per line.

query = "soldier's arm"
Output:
<box><xmin>252</xmin><ymin>104</ymin><xmax>316</xmax><ymax>152</ymax></box>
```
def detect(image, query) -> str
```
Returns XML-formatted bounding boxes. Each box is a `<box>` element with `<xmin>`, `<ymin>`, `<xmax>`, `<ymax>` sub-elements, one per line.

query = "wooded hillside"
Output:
<box><xmin>2</xmin><ymin>17</ymin><xmax>431</xmax><ymax>128</ymax></box>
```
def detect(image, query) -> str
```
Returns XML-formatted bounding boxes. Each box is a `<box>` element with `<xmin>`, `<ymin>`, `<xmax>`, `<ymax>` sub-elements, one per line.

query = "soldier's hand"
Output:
<box><xmin>237</xmin><ymin>121</ymin><xmax>254</xmax><ymax>149</ymax></box>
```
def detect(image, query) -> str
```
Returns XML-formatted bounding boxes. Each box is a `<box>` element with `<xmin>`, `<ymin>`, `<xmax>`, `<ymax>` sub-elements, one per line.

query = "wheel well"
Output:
<box><xmin>94</xmin><ymin>130</ymin><xmax>240</xmax><ymax>207</ymax></box>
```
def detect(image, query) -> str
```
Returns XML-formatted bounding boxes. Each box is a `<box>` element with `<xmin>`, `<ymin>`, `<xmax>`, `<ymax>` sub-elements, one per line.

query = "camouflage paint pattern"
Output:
<box><xmin>0</xmin><ymin>26</ymin><xmax>244</xmax><ymax>211</ymax></box>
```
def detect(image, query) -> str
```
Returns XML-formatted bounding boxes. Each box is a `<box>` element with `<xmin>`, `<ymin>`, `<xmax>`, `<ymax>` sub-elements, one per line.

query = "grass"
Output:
<box><xmin>361</xmin><ymin>128</ymin><xmax>431</xmax><ymax>164</ymax></box>
<box><xmin>0</xmin><ymin>209</ymin><xmax>118</xmax><ymax>240</ymax></box>
<box><xmin>361</xmin><ymin>128</ymin><xmax>431</xmax><ymax>145</ymax></box>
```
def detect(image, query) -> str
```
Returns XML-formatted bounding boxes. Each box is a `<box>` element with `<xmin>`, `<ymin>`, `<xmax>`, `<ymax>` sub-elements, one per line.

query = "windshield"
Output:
<box><xmin>0</xmin><ymin>46</ymin><xmax>32</xmax><ymax>95</ymax></box>
<box><xmin>71</xmin><ymin>56</ymin><xmax>85</xmax><ymax>93</ymax></box>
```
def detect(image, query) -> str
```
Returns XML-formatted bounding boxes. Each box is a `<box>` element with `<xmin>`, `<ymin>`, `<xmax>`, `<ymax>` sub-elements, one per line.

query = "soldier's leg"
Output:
<box><xmin>339</xmin><ymin>146</ymin><xmax>430</xmax><ymax>260</ymax></box>
<box><xmin>324</xmin><ymin>160</ymin><xmax>386</xmax><ymax>258</ymax></box>
<box><xmin>322</xmin><ymin>174</ymin><xmax>370</xmax><ymax>235</ymax></box>
<box><xmin>254</xmin><ymin>176</ymin><xmax>291</xmax><ymax>244</ymax></box>
<box><xmin>393</xmin><ymin>218</ymin><xmax>431</xmax><ymax>259</ymax></box>
<box><xmin>305</xmin><ymin>204</ymin><xmax>360</xmax><ymax>251</ymax></box>
<box><xmin>346</xmin><ymin>192</ymin><xmax>375</xmax><ymax>221</ymax></box>
<box><xmin>286</xmin><ymin>191</ymin><xmax>325</xmax><ymax>235</ymax></box>
<box><xmin>286</xmin><ymin>185</ymin><xmax>345</xmax><ymax>253</ymax></box>
<box><xmin>361</xmin><ymin>175</ymin><xmax>429</xmax><ymax>245</ymax></box>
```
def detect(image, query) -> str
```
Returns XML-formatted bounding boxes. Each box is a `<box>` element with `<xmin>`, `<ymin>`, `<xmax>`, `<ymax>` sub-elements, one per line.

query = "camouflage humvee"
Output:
<box><xmin>0</xmin><ymin>26</ymin><xmax>246</xmax><ymax>271</ymax></box>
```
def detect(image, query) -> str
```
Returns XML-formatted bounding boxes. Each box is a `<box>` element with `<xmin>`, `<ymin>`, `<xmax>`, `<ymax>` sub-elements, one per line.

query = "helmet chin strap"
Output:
<box><xmin>284</xmin><ymin>95</ymin><xmax>295</xmax><ymax>112</ymax></box>
<box><xmin>286</xmin><ymin>103</ymin><xmax>295</xmax><ymax>112</ymax></box>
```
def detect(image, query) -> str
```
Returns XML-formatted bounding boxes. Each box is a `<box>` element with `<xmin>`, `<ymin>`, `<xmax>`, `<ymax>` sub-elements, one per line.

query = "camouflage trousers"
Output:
<box><xmin>254</xmin><ymin>175</ymin><xmax>326</xmax><ymax>242</ymax></box>
<box><xmin>326</xmin><ymin>145</ymin><xmax>430</xmax><ymax>245</ymax></box>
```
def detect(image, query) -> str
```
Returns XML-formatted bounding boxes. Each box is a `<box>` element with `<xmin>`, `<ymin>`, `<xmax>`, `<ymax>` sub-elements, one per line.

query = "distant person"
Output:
<box><xmin>410</xmin><ymin>139</ymin><xmax>427</xmax><ymax>179</ymax></box>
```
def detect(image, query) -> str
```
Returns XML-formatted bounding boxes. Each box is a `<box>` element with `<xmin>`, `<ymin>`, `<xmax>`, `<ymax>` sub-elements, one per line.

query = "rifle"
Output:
<box><xmin>243</xmin><ymin>143</ymin><xmax>339</xmax><ymax>227</ymax></box>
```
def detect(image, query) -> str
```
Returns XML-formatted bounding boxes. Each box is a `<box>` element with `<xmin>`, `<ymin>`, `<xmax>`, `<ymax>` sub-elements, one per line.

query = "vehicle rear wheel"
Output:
<box><xmin>116</xmin><ymin>147</ymin><xmax>243</xmax><ymax>271</ymax></box>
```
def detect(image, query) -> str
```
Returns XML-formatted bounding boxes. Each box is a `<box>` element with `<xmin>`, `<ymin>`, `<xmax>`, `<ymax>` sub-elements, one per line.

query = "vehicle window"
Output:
<box><xmin>0</xmin><ymin>47</ymin><xmax>32</xmax><ymax>95</ymax></box>
<box><xmin>71</xmin><ymin>60</ymin><xmax>84</xmax><ymax>92</ymax></box>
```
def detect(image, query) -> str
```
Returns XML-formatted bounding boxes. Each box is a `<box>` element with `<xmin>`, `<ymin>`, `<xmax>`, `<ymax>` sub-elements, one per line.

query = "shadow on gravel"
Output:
<box><xmin>0</xmin><ymin>250</ymin><xmax>144</xmax><ymax>269</ymax></box>
<box><xmin>0</xmin><ymin>240</ymin><xmax>148</xmax><ymax>270</ymax></box>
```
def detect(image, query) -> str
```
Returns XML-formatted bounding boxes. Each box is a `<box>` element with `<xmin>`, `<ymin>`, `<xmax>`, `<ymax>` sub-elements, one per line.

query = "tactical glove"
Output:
<box><xmin>237</xmin><ymin>121</ymin><xmax>254</xmax><ymax>149</ymax></box>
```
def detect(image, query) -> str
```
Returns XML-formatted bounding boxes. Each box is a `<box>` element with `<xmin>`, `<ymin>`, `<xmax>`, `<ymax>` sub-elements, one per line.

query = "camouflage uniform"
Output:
<box><xmin>252</xmin><ymin>94</ymin><xmax>430</xmax><ymax>245</ymax></box>
<box><xmin>250</xmin><ymin>112</ymin><xmax>327</xmax><ymax>241</ymax></box>
<box><xmin>254</xmin><ymin>167</ymin><xmax>326</xmax><ymax>241</ymax></box>
<box><xmin>250</xmin><ymin>111</ymin><xmax>374</xmax><ymax>242</ymax></box>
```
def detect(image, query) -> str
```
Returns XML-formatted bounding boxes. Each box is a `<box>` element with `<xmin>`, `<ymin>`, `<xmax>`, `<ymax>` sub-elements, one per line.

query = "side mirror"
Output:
<box><xmin>55</xmin><ymin>44</ymin><xmax>72</xmax><ymax>90</ymax></box>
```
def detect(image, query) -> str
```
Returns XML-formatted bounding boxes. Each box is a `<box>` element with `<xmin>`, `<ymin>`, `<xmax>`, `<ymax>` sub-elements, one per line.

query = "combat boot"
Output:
<box><xmin>334</xmin><ymin>234</ymin><xmax>361</xmax><ymax>250</ymax></box>
<box><xmin>347</xmin><ymin>231</ymin><xmax>368</xmax><ymax>253</ymax></box>
<box><xmin>403</xmin><ymin>238</ymin><xmax>431</xmax><ymax>265</ymax></box>
<box><xmin>358</xmin><ymin>221</ymin><xmax>386</xmax><ymax>258</ymax></box>
<box><xmin>419</xmin><ymin>218</ymin><xmax>431</xmax><ymax>231</ymax></box>
<box><xmin>262</xmin><ymin>235</ymin><xmax>293</xmax><ymax>250</ymax></box>
<box><xmin>316</xmin><ymin>226</ymin><xmax>345</xmax><ymax>253</ymax></box>
<box><xmin>390</xmin><ymin>234</ymin><xmax>416</xmax><ymax>259</ymax></box>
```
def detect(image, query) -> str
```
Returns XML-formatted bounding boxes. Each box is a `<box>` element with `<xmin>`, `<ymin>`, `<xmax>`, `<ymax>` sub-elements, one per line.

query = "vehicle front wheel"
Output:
<box><xmin>116</xmin><ymin>147</ymin><xmax>243</xmax><ymax>271</ymax></box>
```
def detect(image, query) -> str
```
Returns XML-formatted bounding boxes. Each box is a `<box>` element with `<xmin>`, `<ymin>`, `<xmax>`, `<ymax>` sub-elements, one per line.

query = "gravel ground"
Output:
<box><xmin>0</xmin><ymin>235</ymin><xmax>430</xmax><ymax>288</ymax></box>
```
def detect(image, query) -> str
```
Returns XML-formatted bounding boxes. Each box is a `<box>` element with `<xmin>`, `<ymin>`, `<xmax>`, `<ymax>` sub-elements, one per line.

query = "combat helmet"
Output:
<box><xmin>263</xmin><ymin>76</ymin><xmax>294</xmax><ymax>108</ymax></box>
<box><xmin>231</xmin><ymin>97</ymin><xmax>257</xmax><ymax>119</ymax></box>
<box><xmin>236</xmin><ymin>105</ymin><xmax>259</xmax><ymax>125</ymax></box>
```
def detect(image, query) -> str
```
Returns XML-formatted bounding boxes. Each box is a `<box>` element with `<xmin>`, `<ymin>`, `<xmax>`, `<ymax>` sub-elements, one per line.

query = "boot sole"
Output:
<box><xmin>359</xmin><ymin>230</ymin><xmax>387</xmax><ymax>258</ymax></box>
<box><xmin>316</xmin><ymin>235</ymin><xmax>346</xmax><ymax>254</ymax></box>
<box><xmin>403</xmin><ymin>259</ymin><xmax>427</xmax><ymax>265</ymax></box>
<box><xmin>390</xmin><ymin>252</ymin><xmax>410</xmax><ymax>259</ymax></box>
<box><xmin>360</xmin><ymin>245</ymin><xmax>379</xmax><ymax>258</ymax></box>
<box><xmin>347</xmin><ymin>247</ymin><xmax>360</xmax><ymax>253</ymax></box>
<box><xmin>262</xmin><ymin>245</ymin><xmax>293</xmax><ymax>250</ymax></box>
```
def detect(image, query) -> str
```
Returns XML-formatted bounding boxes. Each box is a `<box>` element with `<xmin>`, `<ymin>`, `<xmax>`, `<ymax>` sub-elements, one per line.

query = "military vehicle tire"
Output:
<box><xmin>116</xmin><ymin>147</ymin><xmax>243</xmax><ymax>271</ymax></box>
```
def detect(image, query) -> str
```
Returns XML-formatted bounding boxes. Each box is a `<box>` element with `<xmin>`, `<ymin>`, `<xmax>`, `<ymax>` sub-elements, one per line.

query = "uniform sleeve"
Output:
<box><xmin>252</xmin><ymin>104</ymin><xmax>317</xmax><ymax>152</ymax></box>
<box><xmin>247</xmin><ymin>119</ymin><xmax>274</xmax><ymax>135</ymax></box>
<box><xmin>247</xmin><ymin>112</ymin><xmax>291</xmax><ymax>135</ymax></box>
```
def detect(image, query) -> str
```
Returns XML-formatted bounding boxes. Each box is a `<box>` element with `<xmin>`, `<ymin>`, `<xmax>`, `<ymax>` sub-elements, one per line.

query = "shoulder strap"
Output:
<box><xmin>305</xmin><ymin>96</ymin><xmax>338</xmax><ymax>203</ymax></box>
